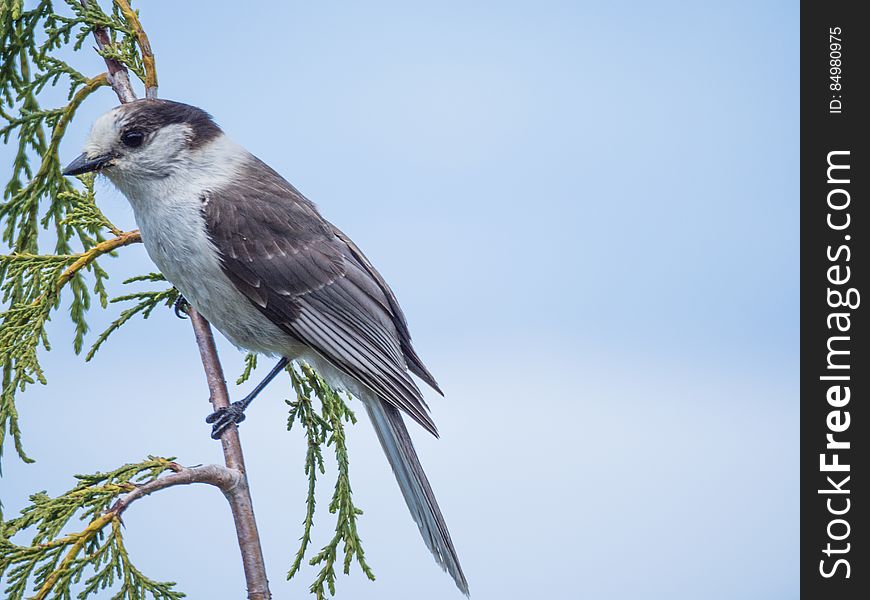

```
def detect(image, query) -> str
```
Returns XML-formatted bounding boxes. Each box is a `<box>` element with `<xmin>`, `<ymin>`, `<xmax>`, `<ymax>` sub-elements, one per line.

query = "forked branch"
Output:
<box><xmin>79</xmin><ymin>0</ymin><xmax>137</xmax><ymax>102</ymax></box>
<box><xmin>18</xmin><ymin>460</ymin><xmax>244</xmax><ymax>600</ymax></box>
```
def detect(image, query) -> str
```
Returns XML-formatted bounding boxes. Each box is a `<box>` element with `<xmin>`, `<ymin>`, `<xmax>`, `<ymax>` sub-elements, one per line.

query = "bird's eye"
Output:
<box><xmin>121</xmin><ymin>130</ymin><xmax>145</xmax><ymax>148</ymax></box>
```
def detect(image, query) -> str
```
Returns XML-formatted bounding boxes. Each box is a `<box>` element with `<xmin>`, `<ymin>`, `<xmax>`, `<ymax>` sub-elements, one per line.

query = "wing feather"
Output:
<box><xmin>203</xmin><ymin>155</ymin><xmax>439</xmax><ymax>434</ymax></box>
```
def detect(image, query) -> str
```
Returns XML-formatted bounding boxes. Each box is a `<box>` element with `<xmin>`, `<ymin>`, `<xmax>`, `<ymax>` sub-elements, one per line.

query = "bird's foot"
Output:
<box><xmin>205</xmin><ymin>401</ymin><xmax>248</xmax><ymax>439</ymax></box>
<box><xmin>173</xmin><ymin>294</ymin><xmax>190</xmax><ymax>319</ymax></box>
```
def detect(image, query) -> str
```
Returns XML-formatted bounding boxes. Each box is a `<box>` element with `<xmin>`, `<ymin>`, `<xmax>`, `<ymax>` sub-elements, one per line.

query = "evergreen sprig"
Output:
<box><xmin>0</xmin><ymin>456</ymin><xmax>185</xmax><ymax>599</ymax></box>
<box><xmin>287</xmin><ymin>362</ymin><xmax>375</xmax><ymax>600</ymax></box>
<box><xmin>85</xmin><ymin>273</ymin><xmax>179</xmax><ymax>362</ymax></box>
<box><xmin>1</xmin><ymin>0</ymin><xmax>147</xmax><ymax>464</ymax></box>
<box><xmin>3</xmin><ymin>3</ymin><xmax>376</xmax><ymax>599</ymax></box>
<box><xmin>236</xmin><ymin>353</ymin><xmax>258</xmax><ymax>386</ymax></box>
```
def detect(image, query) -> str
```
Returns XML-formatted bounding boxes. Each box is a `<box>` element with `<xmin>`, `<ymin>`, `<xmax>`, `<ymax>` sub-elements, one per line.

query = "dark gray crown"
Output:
<box><xmin>120</xmin><ymin>99</ymin><xmax>222</xmax><ymax>148</ymax></box>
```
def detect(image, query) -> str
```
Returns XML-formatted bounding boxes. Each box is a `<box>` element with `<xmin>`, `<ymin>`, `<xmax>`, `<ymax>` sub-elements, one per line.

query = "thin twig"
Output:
<box><xmin>56</xmin><ymin>228</ymin><xmax>141</xmax><ymax>287</ymax></box>
<box><xmin>109</xmin><ymin>463</ymin><xmax>243</xmax><ymax>516</ymax></box>
<box><xmin>189</xmin><ymin>308</ymin><xmax>272</xmax><ymax>600</ymax></box>
<box><xmin>80</xmin><ymin>0</ymin><xmax>137</xmax><ymax>102</ymax></box>
<box><xmin>32</xmin><ymin>511</ymin><xmax>116</xmax><ymax>599</ymax></box>
<box><xmin>16</xmin><ymin>72</ymin><xmax>109</xmax><ymax>201</ymax></box>
<box><xmin>0</xmin><ymin>230</ymin><xmax>142</xmax><ymax>308</ymax></box>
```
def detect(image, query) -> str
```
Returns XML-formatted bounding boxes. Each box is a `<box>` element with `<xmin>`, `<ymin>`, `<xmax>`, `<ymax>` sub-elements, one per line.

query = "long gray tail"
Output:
<box><xmin>362</xmin><ymin>395</ymin><xmax>469</xmax><ymax>595</ymax></box>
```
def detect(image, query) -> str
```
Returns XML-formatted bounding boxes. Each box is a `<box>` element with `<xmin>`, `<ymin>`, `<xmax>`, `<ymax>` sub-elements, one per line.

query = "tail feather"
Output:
<box><xmin>362</xmin><ymin>395</ymin><xmax>469</xmax><ymax>595</ymax></box>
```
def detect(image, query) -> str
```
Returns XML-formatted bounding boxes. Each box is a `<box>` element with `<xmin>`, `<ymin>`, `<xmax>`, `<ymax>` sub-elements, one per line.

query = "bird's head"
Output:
<box><xmin>63</xmin><ymin>99</ymin><xmax>222</xmax><ymax>184</ymax></box>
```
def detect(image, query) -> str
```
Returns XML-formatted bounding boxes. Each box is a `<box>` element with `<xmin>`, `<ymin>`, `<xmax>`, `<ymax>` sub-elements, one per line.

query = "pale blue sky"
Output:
<box><xmin>3</xmin><ymin>1</ymin><xmax>798</xmax><ymax>598</ymax></box>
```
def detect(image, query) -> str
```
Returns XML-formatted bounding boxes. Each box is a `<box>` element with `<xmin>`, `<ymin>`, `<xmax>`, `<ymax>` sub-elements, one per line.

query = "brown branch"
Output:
<box><xmin>114</xmin><ymin>0</ymin><xmax>158</xmax><ymax>98</ymax></box>
<box><xmin>80</xmin><ymin>0</ymin><xmax>137</xmax><ymax>103</ymax></box>
<box><xmin>109</xmin><ymin>463</ymin><xmax>243</xmax><ymax>516</ymax></box>
<box><xmin>31</xmin><ymin>462</ymin><xmax>244</xmax><ymax>600</ymax></box>
<box><xmin>188</xmin><ymin>308</ymin><xmax>272</xmax><ymax>600</ymax></box>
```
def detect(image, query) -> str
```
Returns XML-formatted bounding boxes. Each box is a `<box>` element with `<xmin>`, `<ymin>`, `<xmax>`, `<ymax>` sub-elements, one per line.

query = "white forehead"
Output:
<box><xmin>84</xmin><ymin>106</ymin><xmax>125</xmax><ymax>155</ymax></box>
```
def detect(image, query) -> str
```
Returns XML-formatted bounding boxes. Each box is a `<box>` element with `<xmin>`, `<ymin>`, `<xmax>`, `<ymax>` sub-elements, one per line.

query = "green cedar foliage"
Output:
<box><xmin>1</xmin><ymin>2</ymin><xmax>374</xmax><ymax>598</ymax></box>
<box><xmin>0</xmin><ymin>457</ymin><xmax>184</xmax><ymax>599</ymax></box>
<box><xmin>0</xmin><ymin>0</ymin><xmax>145</xmax><ymax>464</ymax></box>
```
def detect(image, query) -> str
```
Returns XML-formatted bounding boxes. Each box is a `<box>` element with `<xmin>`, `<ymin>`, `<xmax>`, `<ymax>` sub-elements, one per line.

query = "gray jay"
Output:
<box><xmin>63</xmin><ymin>99</ymin><xmax>468</xmax><ymax>594</ymax></box>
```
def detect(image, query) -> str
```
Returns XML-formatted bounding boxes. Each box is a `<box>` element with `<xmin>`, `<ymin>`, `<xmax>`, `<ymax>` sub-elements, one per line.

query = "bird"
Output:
<box><xmin>63</xmin><ymin>99</ymin><xmax>468</xmax><ymax>595</ymax></box>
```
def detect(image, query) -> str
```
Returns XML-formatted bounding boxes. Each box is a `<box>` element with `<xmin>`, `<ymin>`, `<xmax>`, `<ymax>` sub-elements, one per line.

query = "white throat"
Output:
<box><xmin>106</xmin><ymin>132</ymin><xmax>247</xmax><ymax>216</ymax></box>
<box><xmin>104</xmin><ymin>133</ymin><xmax>296</xmax><ymax>356</ymax></box>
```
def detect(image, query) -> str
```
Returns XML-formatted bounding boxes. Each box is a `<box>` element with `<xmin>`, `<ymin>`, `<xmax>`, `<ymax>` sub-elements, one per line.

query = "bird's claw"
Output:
<box><xmin>205</xmin><ymin>401</ymin><xmax>247</xmax><ymax>439</ymax></box>
<box><xmin>173</xmin><ymin>295</ymin><xmax>190</xmax><ymax>319</ymax></box>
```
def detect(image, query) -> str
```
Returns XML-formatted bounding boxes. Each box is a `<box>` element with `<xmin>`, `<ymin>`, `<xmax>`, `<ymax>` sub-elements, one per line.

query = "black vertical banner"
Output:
<box><xmin>802</xmin><ymin>2</ymin><xmax>869</xmax><ymax>598</ymax></box>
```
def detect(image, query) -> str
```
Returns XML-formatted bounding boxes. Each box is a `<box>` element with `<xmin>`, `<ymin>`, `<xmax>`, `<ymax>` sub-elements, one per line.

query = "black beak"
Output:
<box><xmin>62</xmin><ymin>153</ymin><xmax>112</xmax><ymax>176</ymax></box>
